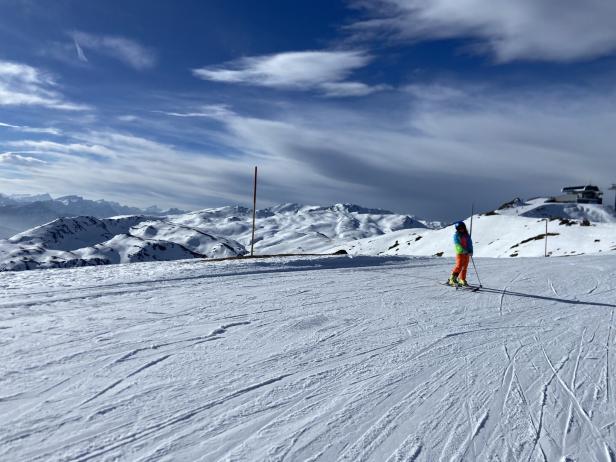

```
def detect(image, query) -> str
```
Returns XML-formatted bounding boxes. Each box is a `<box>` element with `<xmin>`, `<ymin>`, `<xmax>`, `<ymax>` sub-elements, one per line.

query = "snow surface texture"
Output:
<box><xmin>343</xmin><ymin>199</ymin><xmax>616</xmax><ymax>258</ymax></box>
<box><xmin>1</xmin><ymin>255</ymin><xmax>615</xmax><ymax>460</ymax></box>
<box><xmin>0</xmin><ymin>204</ymin><xmax>423</xmax><ymax>271</ymax></box>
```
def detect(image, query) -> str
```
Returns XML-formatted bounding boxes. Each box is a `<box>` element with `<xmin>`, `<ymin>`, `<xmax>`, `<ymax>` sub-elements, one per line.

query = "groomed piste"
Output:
<box><xmin>1</xmin><ymin>254</ymin><xmax>615</xmax><ymax>461</ymax></box>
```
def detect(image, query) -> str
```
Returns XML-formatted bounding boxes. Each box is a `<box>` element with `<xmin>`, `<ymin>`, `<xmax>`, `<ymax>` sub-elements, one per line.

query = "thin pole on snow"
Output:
<box><xmin>469</xmin><ymin>202</ymin><xmax>482</xmax><ymax>287</ymax></box>
<box><xmin>544</xmin><ymin>218</ymin><xmax>548</xmax><ymax>257</ymax></box>
<box><xmin>471</xmin><ymin>256</ymin><xmax>482</xmax><ymax>288</ymax></box>
<box><xmin>250</xmin><ymin>166</ymin><xmax>258</xmax><ymax>257</ymax></box>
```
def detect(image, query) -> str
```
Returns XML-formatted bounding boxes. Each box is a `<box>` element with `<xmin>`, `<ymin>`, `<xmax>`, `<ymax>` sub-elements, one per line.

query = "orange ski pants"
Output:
<box><xmin>452</xmin><ymin>254</ymin><xmax>470</xmax><ymax>280</ymax></box>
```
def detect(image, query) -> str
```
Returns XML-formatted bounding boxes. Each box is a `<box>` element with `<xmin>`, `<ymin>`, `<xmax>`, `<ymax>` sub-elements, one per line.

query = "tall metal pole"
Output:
<box><xmin>610</xmin><ymin>184</ymin><xmax>616</xmax><ymax>211</ymax></box>
<box><xmin>250</xmin><ymin>166</ymin><xmax>258</xmax><ymax>257</ymax></box>
<box><xmin>544</xmin><ymin>219</ymin><xmax>548</xmax><ymax>257</ymax></box>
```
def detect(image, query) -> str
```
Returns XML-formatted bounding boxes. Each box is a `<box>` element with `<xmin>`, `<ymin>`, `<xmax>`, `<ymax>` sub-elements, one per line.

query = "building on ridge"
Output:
<box><xmin>549</xmin><ymin>185</ymin><xmax>603</xmax><ymax>204</ymax></box>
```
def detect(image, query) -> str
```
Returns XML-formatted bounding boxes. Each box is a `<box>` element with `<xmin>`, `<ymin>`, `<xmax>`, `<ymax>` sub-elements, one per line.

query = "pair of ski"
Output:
<box><xmin>442</xmin><ymin>281</ymin><xmax>481</xmax><ymax>292</ymax></box>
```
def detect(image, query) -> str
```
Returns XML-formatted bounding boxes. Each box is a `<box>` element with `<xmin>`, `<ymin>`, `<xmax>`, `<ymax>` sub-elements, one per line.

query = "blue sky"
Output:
<box><xmin>1</xmin><ymin>0</ymin><xmax>616</xmax><ymax>219</ymax></box>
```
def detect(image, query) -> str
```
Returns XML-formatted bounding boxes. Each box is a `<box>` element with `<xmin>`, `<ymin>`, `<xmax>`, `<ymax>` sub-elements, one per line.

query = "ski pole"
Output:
<box><xmin>471</xmin><ymin>255</ymin><xmax>482</xmax><ymax>288</ymax></box>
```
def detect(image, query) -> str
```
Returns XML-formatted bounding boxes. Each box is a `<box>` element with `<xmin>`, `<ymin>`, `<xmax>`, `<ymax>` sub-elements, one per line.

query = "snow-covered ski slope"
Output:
<box><xmin>342</xmin><ymin>198</ymin><xmax>616</xmax><ymax>258</ymax></box>
<box><xmin>2</xmin><ymin>254</ymin><xmax>615</xmax><ymax>461</ymax></box>
<box><xmin>343</xmin><ymin>214</ymin><xmax>616</xmax><ymax>258</ymax></box>
<box><xmin>498</xmin><ymin>198</ymin><xmax>616</xmax><ymax>223</ymax></box>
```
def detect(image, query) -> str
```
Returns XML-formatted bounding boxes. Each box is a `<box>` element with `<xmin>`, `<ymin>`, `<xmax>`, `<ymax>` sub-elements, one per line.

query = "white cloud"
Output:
<box><xmin>0</xmin><ymin>122</ymin><xmax>61</xmax><ymax>135</ymax></box>
<box><xmin>0</xmin><ymin>60</ymin><xmax>89</xmax><ymax>111</ymax></box>
<box><xmin>7</xmin><ymin>140</ymin><xmax>114</xmax><ymax>157</ymax></box>
<box><xmin>155</xmin><ymin>104</ymin><xmax>235</xmax><ymax>119</ymax></box>
<box><xmin>3</xmin><ymin>84</ymin><xmax>615</xmax><ymax>219</ymax></box>
<box><xmin>0</xmin><ymin>152</ymin><xmax>47</xmax><ymax>165</ymax></box>
<box><xmin>319</xmin><ymin>81</ymin><xmax>389</xmax><ymax>97</ymax></box>
<box><xmin>72</xmin><ymin>32</ymin><xmax>156</xmax><ymax>70</ymax></box>
<box><xmin>117</xmin><ymin>115</ymin><xmax>139</xmax><ymax>122</ymax></box>
<box><xmin>0</xmin><ymin>131</ymin><xmax>260</xmax><ymax>208</ymax></box>
<box><xmin>185</xmin><ymin>86</ymin><xmax>616</xmax><ymax>217</ymax></box>
<box><xmin>193</xmin><ymin>50</ymin><xmax>385</xmax><ymax>97</ymax></box>
<box><xmin>351</xmin><ymin>0</ymin><xmax>616</xmax><ymax>62</ymax></box>
<box><xmin>74</xmin><ymin>39</ymin><xmax>88</xmax><ymax>63</ymax></box>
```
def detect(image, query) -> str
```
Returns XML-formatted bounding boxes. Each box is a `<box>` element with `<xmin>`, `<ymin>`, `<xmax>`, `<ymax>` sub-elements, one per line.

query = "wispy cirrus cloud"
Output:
<box><xmin>0</xmin><ymin>60</ymin><xmax>88</xmax><ymax>110</ymax></box>
<box><xmin>73</xmin><ymin>38</ymin><xmax>88</xmax><ymax>63</ymax></box>
<box><xmin>0</xmin><ymin>121</ymin><xmax>61</xmax><ymax>135</ymax></box>
<box><xmin>162</xmin><ymin>80</ymin><xmax>616</xmax><ymax>217</ymax></box>
<box><xmin>0</xmin><ymin>130</ymin><xmax>261</xmax><ymax>208</ymax></box>
<box><xmin>116</xmin><ymin>115</ymin><xmax>139</xmax><ymax>123</ymax></box>
<box><xmin>193</xmin><ymin>50</ymin><xmax>387</xmax><ymax>97</ymax></box>
<box><xmin>71</xmin><ymin>31</ymin><xmax>156</xmax><ymax>70</ymax></box>
<box><xmin>4</xmin><ymin>82</ymin><xmax>615</xmax><ymax>219</ymax></box>
<box><xmin>154</xmin><ymin>104</ymin><xmax>236</xmax><ymax>119</ymax></box>
<box><xmin>0</xmin><ymin>152</ymin><xmax>48</xmax><ymax>165</ymax></box>
<box><xmin>350</xmin><ymin>0</ymin><xmax>616</xmax><ymax>62</ymax></box>
<box><xmin>7</xmin><ymin>139</ymin><xmax>114</xmax><ymax>158</ymax></box>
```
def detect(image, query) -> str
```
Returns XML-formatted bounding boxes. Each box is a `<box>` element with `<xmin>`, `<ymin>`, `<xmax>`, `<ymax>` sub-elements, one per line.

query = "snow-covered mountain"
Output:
<box><xmin>0</xmin><ymin>193</ymin><xmax>187</xmax><ymax>238</ymax></box>
<box><xmin>2</xmin><ymin>197</ymin><xmax>614</xmax><ymax>272</ymax></box>
<box><xmin>0</xmin><ymin>203</ymin><xmax>424</xmax><ymax>271</ymax></box>
<box><xmin>6</xmin><ymin>193</ymin><xmax>53</xmax><ymax>203</ymax></box>
<box><xmin>174</xmin><ymin>203</ymin><xmax>426</xmax><ymax>254</ymax></box>
<box><xmin>338</xmin><ymin>198</ymin><xmax>616</xmax><ymax>258</ymax></box>
<box><xmin>0</xmin><ymin>216</ymin><xmax>245</xmax><ymax>271</ymax></box>
<box><xmin>7</xmin><ymin>215</ymin><xmax>148</xmax><ymax>250</ymax></box>
<box><xmin>497</xmin><ymin>197</ymin><xmax>616</xmax><ymax>222</ymax></box>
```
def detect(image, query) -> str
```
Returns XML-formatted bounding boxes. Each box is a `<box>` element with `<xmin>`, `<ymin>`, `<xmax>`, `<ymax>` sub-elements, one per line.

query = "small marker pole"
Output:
<box><xmin>471</xmin><ymin>256</ymin><xmax>482</xmax><ymax>288</ymax></box>
<box><xmin>544</xmin><ymin>219</ymin><xmax>548</xmax><ymax>257</ymax></box>
<box><xmin>469</xmin><ymin>202</ymin><xmax>482</xmax><ymax>287</ymax></box>
<box><xmin>250</xmin><ymin>166</ymin><xmax>258</xmax><ymax>257</ymax></box>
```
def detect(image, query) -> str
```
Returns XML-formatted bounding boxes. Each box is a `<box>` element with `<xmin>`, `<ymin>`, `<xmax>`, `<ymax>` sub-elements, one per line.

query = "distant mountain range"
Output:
<box><xmin>0</xmin><ymin>193</ymin><xmax>186</xmax><ymax>238</ymax></box>
<box><xmin>2</xmin><ymin>196</ymin><xmax>614</xmax><ymax>272</ymax></box>
<box><xmin>0</xmin><ymin>202</ymin><xmax>426</xmax><ymax>271</ymax></box>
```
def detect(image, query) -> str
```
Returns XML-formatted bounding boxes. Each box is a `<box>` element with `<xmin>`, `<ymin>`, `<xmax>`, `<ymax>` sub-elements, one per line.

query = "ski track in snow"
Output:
<box><xmin>1</xmin><ymin>255</ymin><xmax>615</xmax><ymax>461</ymax></box>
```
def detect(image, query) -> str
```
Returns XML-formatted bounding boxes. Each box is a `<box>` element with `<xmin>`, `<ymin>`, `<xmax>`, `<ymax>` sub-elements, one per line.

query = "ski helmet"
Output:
<box><xmin>454</xmin><ymin>221</ymin><xmax>466</xmax><ymax>231</ymax></box>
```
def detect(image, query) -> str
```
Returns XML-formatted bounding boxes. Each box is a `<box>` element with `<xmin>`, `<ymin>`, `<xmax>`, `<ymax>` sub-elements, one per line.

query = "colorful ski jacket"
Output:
<box><xmin>454</xmin><ymin>231</ymin><xmax>473</xmax><ymax>255</ymax></box>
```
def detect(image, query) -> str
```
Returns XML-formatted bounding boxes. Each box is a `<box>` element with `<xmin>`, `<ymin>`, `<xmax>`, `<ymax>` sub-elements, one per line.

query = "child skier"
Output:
<box><xmin>448</xmin><ymin>221</ymin><xmax>473</xmax><ymax>287</ymax></box>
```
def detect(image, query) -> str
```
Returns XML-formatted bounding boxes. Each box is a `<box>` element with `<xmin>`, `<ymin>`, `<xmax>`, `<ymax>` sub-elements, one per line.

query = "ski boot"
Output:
<box><xmin>448</xmin><ymin>274</ymin><xmax>459</xmax><ymax>287</ymax></box>
<box><xmin>458</xmin><ymin>279</ymin><xmax>469</xmax><ymax>287</ymax></box>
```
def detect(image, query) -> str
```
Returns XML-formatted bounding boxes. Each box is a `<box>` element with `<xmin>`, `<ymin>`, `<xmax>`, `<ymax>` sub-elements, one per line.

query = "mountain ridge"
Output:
<box><xmin>1</xmin><ymin>196</ymin><xmax>614</xmax><ymax>271</ymax></box>
<box><xmin>0</xmin><ymin>202</ymin><xmax>424</xmax><ymax>271</ymax></box>
<box><xmin>0</xmin><ymin>193</ymin><xmax>187</xmax><ymax>238</ymax></box>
